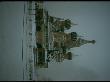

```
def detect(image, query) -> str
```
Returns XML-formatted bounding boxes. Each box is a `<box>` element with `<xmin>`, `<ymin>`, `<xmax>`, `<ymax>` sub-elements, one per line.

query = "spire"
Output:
<box><xmin>79</xmin><ymin>38</ymin><xmax>96</xmax><ymax>46</ymax></box>
<box><xmin>71</xmin><ymin>22</ymin><xmax>78</xmax><ymax>26</ymax></box>
<box><xmin>72</xmin><ymin>38</ymin><xmax>96</xmax><ymax>47</ymax></box>
<box><xmin>88</xmin><ymin>40</ymin><xmax>96</xmax><ymax>44</ymax></box>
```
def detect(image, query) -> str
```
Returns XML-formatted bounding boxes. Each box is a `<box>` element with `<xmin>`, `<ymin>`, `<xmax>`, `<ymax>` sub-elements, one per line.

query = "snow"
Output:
<box><xmin>0</xmin><ymin>1</ymin><xmax>37</xmax><ymax>81</ymax></box>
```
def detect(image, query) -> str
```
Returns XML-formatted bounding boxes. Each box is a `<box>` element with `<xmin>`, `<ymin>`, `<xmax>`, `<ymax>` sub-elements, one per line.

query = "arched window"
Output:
<box><xmin>64</xmin><ymin>19</ymin><xmax>71</xmax><ymax>29</ymax></box>
<box><xmin>71</xmin><ymin>32</ymin><xmax>77</xmax><ymax>41</ymax></box>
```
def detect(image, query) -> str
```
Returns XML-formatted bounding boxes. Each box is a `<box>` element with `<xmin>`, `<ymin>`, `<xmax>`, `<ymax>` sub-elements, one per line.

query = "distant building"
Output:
<box><xmin>49</xmin><ymin>16</ymin><xmax>77</xmax><ymax>32</ymax></box>
<box><xmin>34</xmin><ymin>1</ymin><xmax>96</xmax><ymax>68</ymax></box>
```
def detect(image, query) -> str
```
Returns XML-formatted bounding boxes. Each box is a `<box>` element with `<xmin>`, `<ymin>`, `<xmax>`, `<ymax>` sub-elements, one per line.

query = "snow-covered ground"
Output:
<box><xmin>23</xmin><ymin>1</ymin><xmax>36</xmax><ymax>81</ymax></box>
<box><xmin>0</xmin><ymin>1</ymin><xmax>37</xmax><ymax>81</ymax></box>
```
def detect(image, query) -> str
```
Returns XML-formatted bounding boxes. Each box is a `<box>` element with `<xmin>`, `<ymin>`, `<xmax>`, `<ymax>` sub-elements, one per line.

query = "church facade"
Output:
<box><xmin>34</xmin><ymin>1</ymin><xmax>96</xmax><ymax>68</ymax></box>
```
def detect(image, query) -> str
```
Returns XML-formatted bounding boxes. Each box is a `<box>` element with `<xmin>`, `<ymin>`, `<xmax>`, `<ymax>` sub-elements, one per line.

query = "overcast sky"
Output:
<box><xmin>37</xmin><ymin>1</ymin><xmax>110</xmax><ymax>81</ymax></box>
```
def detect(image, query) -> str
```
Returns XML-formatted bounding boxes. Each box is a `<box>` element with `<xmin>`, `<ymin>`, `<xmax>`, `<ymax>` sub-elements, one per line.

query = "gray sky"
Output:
<box><xmin>37</xmin><ymin>1</ymin><xmax>110</xmax><ymax>81</ymax></box>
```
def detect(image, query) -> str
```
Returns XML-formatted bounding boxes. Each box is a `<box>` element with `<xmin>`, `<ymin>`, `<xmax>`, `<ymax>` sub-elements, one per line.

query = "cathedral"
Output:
<box><xmin>34</xmin><ymin>1</ymin><xmax>96</xmax><ymax>68</ymax></box>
